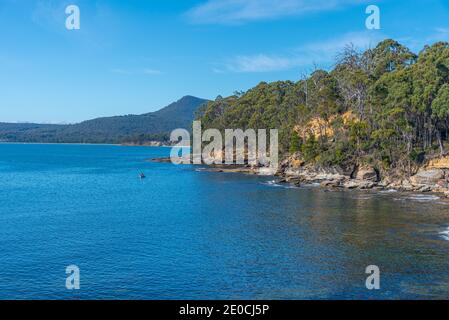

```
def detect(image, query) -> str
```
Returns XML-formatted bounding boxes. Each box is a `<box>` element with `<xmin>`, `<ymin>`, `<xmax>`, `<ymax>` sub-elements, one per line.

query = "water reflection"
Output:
<box><xmin>193</xmin><ymin>170</ymin><xmax>449</xmax><ymax>299</ymax></box>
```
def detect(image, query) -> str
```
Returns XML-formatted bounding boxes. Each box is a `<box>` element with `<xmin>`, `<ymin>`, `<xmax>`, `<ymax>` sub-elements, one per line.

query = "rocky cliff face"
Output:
<box><xmin>426</xmin><ymin>156</ymin><xmax>449</xmax><ymax>169</ymax></box>
<box><xmin>277</xmin><ymin>152</ymin><xmax>449</xmax><ymax>197</ymax></box>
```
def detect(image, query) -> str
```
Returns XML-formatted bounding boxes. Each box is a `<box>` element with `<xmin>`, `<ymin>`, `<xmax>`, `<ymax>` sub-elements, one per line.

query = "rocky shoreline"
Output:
<box><xmin>274</xmin><ymin>153</ymin><xmax>449</xmax><ymax>198</ymax></box>
<box><xmin>149</xmin><ymin>153</ymin><xmax>449</xmax><ymax>199</ymax></box>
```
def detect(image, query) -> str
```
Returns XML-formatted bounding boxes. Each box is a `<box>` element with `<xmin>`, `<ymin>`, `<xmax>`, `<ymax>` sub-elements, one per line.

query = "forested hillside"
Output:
<box><xmin>197</xmin><ymin>39</ymin><xmax>449</xmax><ymax>177</ymax></box>
<box><xmin>0</xmin><ymin>96</ymin><xmax>208</xmax><ymax>144</ymax></box>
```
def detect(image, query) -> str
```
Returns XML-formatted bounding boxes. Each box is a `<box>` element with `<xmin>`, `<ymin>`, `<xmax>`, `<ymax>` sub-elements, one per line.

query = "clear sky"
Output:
<box><xmin>1</xmin><ymin>0</ymin><xmax>448</xmax><ymax>123</ymax></box>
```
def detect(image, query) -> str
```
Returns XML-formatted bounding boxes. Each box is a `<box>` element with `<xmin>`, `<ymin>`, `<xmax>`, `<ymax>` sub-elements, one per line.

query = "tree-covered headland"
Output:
<box><xmin>197</xmin><ymin>39</ymin><xmax>449</xmax><ymax>178</ymax></box>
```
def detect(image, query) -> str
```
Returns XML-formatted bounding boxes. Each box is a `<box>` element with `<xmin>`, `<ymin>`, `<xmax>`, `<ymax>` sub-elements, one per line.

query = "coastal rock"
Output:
<box><xmin>355</xmin><ymin>166</ymin><xmax>379</xmax><ymax>182</ymax></box>
<box><xmin>342</xmin><ymin>180</ymin><xmax>376</xmax><ymax>189</ymax></box>
<box><xmin>418</xmin><ymin>185</ymin><xmax>432</xmax><ymax>192</ymax></box>
<box><xmin>358</xmin><ymin>181</ymin><xmax>375</xmax><ymax>189</ymax></box>
<box><xmin>378</xmin><ymin>179</ymin><xmax>392</xmax><ymax>188</ymax></box>
<box><xmin>284</xmin><ymin>168</ymin><xmax>302</xmax><ymax>177</ymax></box>
<box><xmin>320</xmin><ymin>180</ymin><xmax>341</xmax><ymax>188</ymax></box>
<box><xmin>436</xmin><ymin>180</ymin><xmax>449</xmax><ymax>192</ymax></box>
<box><xmin>278</xmin><ymin>156</ymin><xmax>449</xmax><ymax>195</ymax></box>
<box><xmin>426</xmin><ymin>156</ymin><xmax>449</xmax><ymax>169</ymax></box>
<box><xmin>343</xmin><ymin>181</ymin><xmax>359</xmax><ymax>189</ymax></box>
<box><xmin>387</xmin><ymin>179</ymin><xmax>403</xmax><ymax>190</ymax></box>
<box><xmin>334</xmin><ymin>164</ymin><xmax>357</xmax><ymax>177</ymax></box>
<box><xmin>410</xmin><ymin>169</ymin><xmax>445</xmax><ymax>186</ymax></box>
<box><xmin>400</xmin><ymin>180</ymin><xmax>415</xmax><ymax>191</ymax></box>
<box><xmin>258</xmin><ymin>167</ymin><xmax>277</xmax><ymax>176</ymax></box>
<box><xmin>314</xmin><ymin>173</ymin><xmax>347</xmax><ymax>182</ymax></box>
<box><xmin>281</xmin><ymin>152</ymin><xmax>304</xmax><ymax>169</ymax></box>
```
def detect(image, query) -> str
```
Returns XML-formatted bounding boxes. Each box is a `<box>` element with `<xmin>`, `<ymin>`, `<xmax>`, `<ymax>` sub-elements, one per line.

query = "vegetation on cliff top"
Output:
<box><xmin>197</xmin><ymin>39</ymin><xmax>449</xmax><ymax>176</ymax></box>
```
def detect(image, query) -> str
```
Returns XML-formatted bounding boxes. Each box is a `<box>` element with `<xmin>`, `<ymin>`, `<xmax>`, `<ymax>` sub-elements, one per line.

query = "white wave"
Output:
<box><xmin>261</xmin><ymin>180</ymin><xmax>300</xmax><ymax>189</ymax></box>
<box><xmin>354</xmin><ymin>196</ymin><xmax>374</xmax><ymax>200</ymax></box>
<box><xmin>406</xmin><ymin>194</ymin><xmax>440</xmax><ymax>202</ymax></box>
<box><xmin>393</xmin><ymin>194</ymin><xmax>440</xmax><ymax>203</ymax></box>
<box><xmin>439</xmin><ymin>227</ymin><xmax>449</xmax><ymax>241</ymax></box>
<box><xmin>379</xmin><ymin>189</ymin><xmax>398</xmax><ymax>194</ymax></box>
<box><xmin>261</xmin><ymin>180</ymin><xmax>283</xmax><ymax>187</ymax></box>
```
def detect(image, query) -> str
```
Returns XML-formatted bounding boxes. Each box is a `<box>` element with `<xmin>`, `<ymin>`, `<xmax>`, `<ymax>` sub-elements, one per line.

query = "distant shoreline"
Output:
<box><xmin>0</xmin><ymin>141</ymin><xmax>173</xmax><ymax>147</ymax></box>
<box><xmin>0</xmin><ymin>141</ymin><xmax>120</xmax><ymax>146</ymax></box>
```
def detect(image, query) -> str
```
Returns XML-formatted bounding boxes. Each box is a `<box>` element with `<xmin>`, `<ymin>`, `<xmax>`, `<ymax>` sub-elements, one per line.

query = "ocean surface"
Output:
<box><xmin>1</xmin><ymin>143</ymin><xmax>449</xmax><ymax>300</ymax></box>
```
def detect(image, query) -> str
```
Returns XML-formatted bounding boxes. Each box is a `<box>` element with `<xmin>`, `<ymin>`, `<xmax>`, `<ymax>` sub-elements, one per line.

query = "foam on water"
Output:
<box><xmin>353</xmin><ymin>195</ymin><xmax>374</xmax><ymax>200</ymax></box>
<box><xmin>380</xmin><ymin>189</ymin><xmax>398</xmax><ymax>194</ymax></box>
<box><xmin>262</xmin><ymin>180</ymin><xmax>283</xmax><ymax>187</ymax></box>
<box><xmin>261</xmin><ymin>180</ymin><xmax>300</xmax><ymax>189</ymax></box>
<box><xmin>395</xmin><ymin>194</ymin><xmax>440</xmax><ymax>202</ymax></box>
<box><xmin>407</xmin><ymin>194</ymin><xmax>440</xmax><ymax>202</ymax></box>
<box><xmin>440</xmin><ymin>227</ymin><xmax>449</xmax><ymax>241</ymax></box>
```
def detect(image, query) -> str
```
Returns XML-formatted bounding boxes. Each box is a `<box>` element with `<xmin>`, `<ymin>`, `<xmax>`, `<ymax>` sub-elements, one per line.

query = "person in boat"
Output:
<box><xmin>140</xmin><ymin>173</ymin><xmax>146</xmax><ymax>179</ymax></box>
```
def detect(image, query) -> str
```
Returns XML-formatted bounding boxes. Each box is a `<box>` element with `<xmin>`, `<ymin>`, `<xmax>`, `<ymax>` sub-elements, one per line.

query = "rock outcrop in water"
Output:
<box><xmin>276</xmin><ymin>152</ymin><xmax>449</xmax><ymax>198</ymax></box>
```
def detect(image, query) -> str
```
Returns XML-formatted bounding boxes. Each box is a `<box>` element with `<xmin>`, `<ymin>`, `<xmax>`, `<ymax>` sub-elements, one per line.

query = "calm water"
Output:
<box><xmin>1</xmin><ymin>144</ymin><xmax>449</xmax><ymax>299</ymax></box>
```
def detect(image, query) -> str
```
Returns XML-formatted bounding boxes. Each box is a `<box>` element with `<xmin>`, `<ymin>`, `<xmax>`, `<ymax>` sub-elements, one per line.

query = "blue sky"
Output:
<box><xmin>0</xmin><ymin>0</ymin><xmax>448</xmax><ymax>123</ymax></box>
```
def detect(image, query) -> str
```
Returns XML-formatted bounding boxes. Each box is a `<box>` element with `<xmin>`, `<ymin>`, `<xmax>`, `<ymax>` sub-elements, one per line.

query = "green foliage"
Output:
<box><xmin>289</xmin><ymin>131</ymin><xmax>301</xmax><ymax>153</ymax></box>
<box><xmin>300</xmin><ymin>136</ymin><xmax>320</xmax><ymax>162</ymax></box>
<box><xmin>197</xmin><ymin>81</ymin><xmax>306</xmax><ymax>154</ymax></box>
<box><xmin>432</xmin><ymin>84</ymin><xmax>449</xmax><ymax>119</ymax></box>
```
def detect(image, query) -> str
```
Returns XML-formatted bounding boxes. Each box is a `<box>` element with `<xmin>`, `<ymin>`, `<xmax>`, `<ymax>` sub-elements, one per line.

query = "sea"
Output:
<box><xmin>0</xmin><ymin>143</ymin><xmax>449</xmax><ymax>299</ymax></box>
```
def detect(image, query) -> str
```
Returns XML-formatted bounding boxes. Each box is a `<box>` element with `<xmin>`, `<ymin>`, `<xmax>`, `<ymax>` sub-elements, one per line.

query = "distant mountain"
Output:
<box><xmin>0</xmin><ymin>96</ymin><xmax>208</xmax><ymax>144</ymax></box>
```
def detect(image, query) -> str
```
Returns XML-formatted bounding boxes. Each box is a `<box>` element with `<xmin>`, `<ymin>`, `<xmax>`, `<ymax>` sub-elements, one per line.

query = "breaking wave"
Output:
<box><xmin>440</xmin><ymin>227</ymin><xmax>449</xmax><ymax>241</ymax></box>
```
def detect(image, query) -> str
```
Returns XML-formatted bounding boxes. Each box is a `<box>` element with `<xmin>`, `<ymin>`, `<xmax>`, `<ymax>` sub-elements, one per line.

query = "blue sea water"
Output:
<box><xmin>1</xmin><ymin>143</ymin><xmax>449</xmax><ymax>300</ymax></box>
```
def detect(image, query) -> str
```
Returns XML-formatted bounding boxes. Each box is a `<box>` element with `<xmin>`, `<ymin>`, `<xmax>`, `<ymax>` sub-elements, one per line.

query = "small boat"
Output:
<box><xmin>139</xmin><ymin>173</ymin><xmax>146</xmax><ymax>179</ymax></box>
